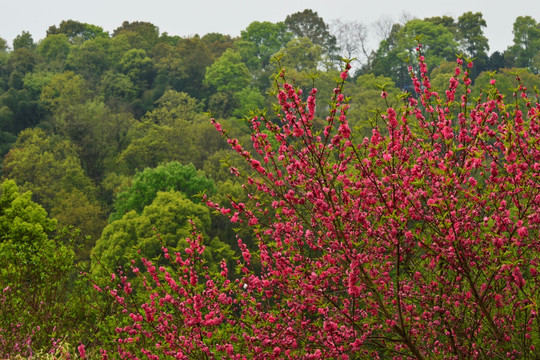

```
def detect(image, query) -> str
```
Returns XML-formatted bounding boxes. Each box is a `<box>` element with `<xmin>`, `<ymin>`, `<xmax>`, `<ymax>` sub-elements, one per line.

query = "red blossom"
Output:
<box><xmin>99</xmin><ymin>49</ymin><xmax>540</xmax><ymax>360</ymax></box>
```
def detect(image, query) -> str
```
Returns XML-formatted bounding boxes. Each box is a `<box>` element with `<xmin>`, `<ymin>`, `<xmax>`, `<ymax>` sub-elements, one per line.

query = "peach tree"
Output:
<box><xmin>100</xmin><ymin>46</ymin><xmax>539</xmax><ymax>359</ymax></box>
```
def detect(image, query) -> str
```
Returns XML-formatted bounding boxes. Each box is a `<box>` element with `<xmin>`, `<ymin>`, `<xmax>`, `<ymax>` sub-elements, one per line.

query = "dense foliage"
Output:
<box><xmin>0</xmin><ymin>9</ymin><xmax>539</xmax><ymax>359</ymax></box>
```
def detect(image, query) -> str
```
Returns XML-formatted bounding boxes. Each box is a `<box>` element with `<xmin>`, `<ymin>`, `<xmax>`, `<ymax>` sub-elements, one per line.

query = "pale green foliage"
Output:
<box><xmin>22</xmin><ymin>71</ymin><xmax>54</xmax><ymax>98</ymax></box>
<box><xmin>347</xmin><ymin>73</ymin><xmax>400</xmax><ymax>136</ymax></box>
<box><xmin>473</xmin><ymin>68</ymin><xmax>540</xmax><ymax>100</ymax></box>
<box><xmin>149</xmin><ymin>90</ymin><xmax>204</xmax><ymax>124</ymax></box>
<box><xmin>93</xmin><ymin>190</ymin><xmax>232</xmax><ymax>277</ymax></box>
<box><xmin>232</xmin><ymin>86</ymin><xmax>265</xmax><ymax>118</ymax></box>
<box><xmin>429</xmin><ymin>61</ymin><xmax>457</xmax><ymax>92</ymax></box>
<box><xmin>0</xmin><ymin>180</ymin><xmax>77</xmax><ymax>355</ymax></box>
<box><xmin>274</xmin><ymin>37</ymin><xmax>324</xmax><ymax>72</ymax></box>
<box><xmin>40</xmin><ymin>71</ymin><xmax>87</xmax><ymax>114</ymax></box>
<box><xmin>240</xmin><ymin>21</ymin><xmax>292</xmax><ymax>69</ymax></box>
<box><xmin>2</xmin><ymin>128</ymin><xmax>106</xmax><ymax>242</ymax></box>
<box><xmin>2</xmin><ymin>128</ymin><xmax>96</xmax><ymax>210</ymax></box>
<box><xmin>399</xmin><ymin>19</ymin><xmax>458</xmax><ymax>65</ymax></box>
<box><xmin>110</xmin><ymin>161</ymin><xmax>216</xmax><ymax>221</ymax></box>
<box><xmin>204</xmin><ymin>49</ymin><xmax>251</xmax><ymax>92</ymax></box>
<box><xmin>0</xmin><ymin>180</ymin><xmax>56</xmax><ymax>245</ymax></box>
<box><xmin>119</xmin><ymin>91</ymin><xmax>229</xmax><ymax>170</ymax></box>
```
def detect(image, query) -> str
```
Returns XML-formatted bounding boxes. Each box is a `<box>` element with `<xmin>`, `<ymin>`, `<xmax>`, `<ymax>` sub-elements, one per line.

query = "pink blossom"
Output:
<box><xmin>78</xmin><ymin>344</ymin><xmax>86</xmax><ymax>359</ymax></box>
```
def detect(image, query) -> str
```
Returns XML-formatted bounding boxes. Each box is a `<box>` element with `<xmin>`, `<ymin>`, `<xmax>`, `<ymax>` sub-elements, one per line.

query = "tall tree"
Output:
<box><xmin>36</xmin><ymin>33</ymin><xmax>71</xmax><ymax>70</ymax></box>
<box><xmin>201</xmin><ymin>33</ymin><xmax>234</xmax><ymax>59</ymax></box>
<box><xmin>424</xmin><ymin>15</ymin><xmax>457</xmax><ymax>34</ymax></box>
<box><xmin>0</xmin><ymin>180</ymin><xmax>74</xmax><ymax>356</ymax></box>
<box><xmin>0</xmin><ymin>37</ymin><xmax>7</xmax><ymax>52</ymax></box>
<box><xmin>285</xmin><ymin>9</ymin><xmax>337</xmax><ymax>57</ymax></box>
<box><xmin>119</xmin><ymin>48</ymin><xmax>155</xmax><ymax>92</ymax></box>
<box><xmin>92</xmin><ymin>190</ymin><xmax>233</xmax><ymax>278</ymax></box>
<box><xmin>47</xmin><ymin>20</ymin><xmax>108</xmax><ymax>44</ymax></box>
<box><xmin>110</xmin><ymin>161</ymin><xmax>216</xmax><ymax>222</ymax></box>
<box><xmin>12</xmin><ymin>31</ymin><xmax>35</xmax><ymax>50</ymax></box>
<box><xmin>274</xmin><ymin>37</ymin><xmax>324</xmax><ymax>72</ymax></box>
<box><xmin>370</xmin><ymin>19</ymin><xmax>458</xmax><ymax>88</ymax></box>
<box><xmin>457</xmin><ymin>11</ymin><xmax>490</xmax><ymax>77</ymax></box>
<box><xmin>240</xmin><ymin>21</ymin><xmax>292</xmax><ymax>69</ymax></box>
<box><xmin>112</xmin><ymin>21</ymin><xmax>160</xmax><ymax>51</ymax></box>
<box><xmin>66</xmin><ymin>37</ymin><xmax>111</xmax><ymax>81</ymax></box>
<box><xmin>204</xmin><ymin>48</ymin><xmax>251</xmax><ymax>93</ymax></box>
<box><xmin>505</xmin><ymin>16</ymin><xmax>540</xmax><ymax>69</ymax></box>
<box><xmin>173</xmin><ymin>36</ymin><xmax>214</xmax><ymax>98</ymax></box>
<box><xmin>1</xmin><ymin>128</ymin><xmax>105</xmax><ymax>241</ymax></box>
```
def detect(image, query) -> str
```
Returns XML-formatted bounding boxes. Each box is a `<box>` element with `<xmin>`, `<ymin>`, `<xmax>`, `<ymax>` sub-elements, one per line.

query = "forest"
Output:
<box><xmin>0</xmin><ymin>8</ymin><xmax>539</xmax><ymax>359</ymax></box>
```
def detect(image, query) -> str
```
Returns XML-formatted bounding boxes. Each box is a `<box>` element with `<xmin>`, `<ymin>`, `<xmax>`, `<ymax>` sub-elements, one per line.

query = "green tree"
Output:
<box><xmin>110</xmin><ymin>161</ymin><xmax>216</xmax><ymax>221</ymax></box>
<box><xmin>47</xmin><ymin>20</ymin><xmax>108</xmax><ymax>44</ymax></box>
<box><xmin>347</xmin><ymin>73</ymin><xmax>400</xmax><ymax>136</ymax></box>
<box><xmin>106</xmin><ymin>34</ymin><xmax>132</xmax><ymax>65</ymax></box>
<box><xmin>49</xmin><ymin>100</ymin><xmax>136</xmax><ymax>181</ymax></box>
<box><xmin>0</xmin><ymin>180</ymin><xmax>77</xmax><ymax>355</ymax></box>
<box><xmin>487</xmin><ymin>51</ymin><xmax>505</xmax><ymax>71</ymax></box>
<box><xmin>505</xmin><ymin>16</ymin><xmax>540</xmax><ymax>69</ymax></box>
<box><xmin>120</xmin><ymin>48</ymin><xmax>155</xmax><ymax>91</ymax></box>
<box><xmin>99</xmin><ymin>70</ymin><xmax>138</xmax><ymax>102</ymax></box>
<box><xmin>231</xmin><ymin>86</ymin><xmax>265</xmax><ymax>119</ymax></box>
<box><xmin>119</xmin><ymin>120</ymin><xmax>191</xmax><ymax>171</ymax></box>
<box><xmin>40</xmin><ymin>71</ymin><xmax>87</xmax><ymax>114</ymax></box>
<box><xmin>399</xmin><ymin>19</ymin><xmax>458</xmax><ymax>65</ymax></box>
<box><xmin>0</xmin><ymin>87</ymin><xmax>45</xmax><ymax>132</ymax></box>
<box><xmin>36</xmin><ymin>33</ymin><xmax>71</xmax><ymax>70</ymax></box>
<box><xmin>119</xmin><ymin>91</ymin><xmax>228</xmax><ymax>170</ymax></box>
<box><xmin>473</xmin><ymin>67</ymin><xmax>540</xmax><ymax>100</ymax></box>
<box><xmin>201</xmin><ymin>33</ymin><xmax>234</xmax><ymax>59</ymax></box>
<box><xmin>92</xmin><ymin>190</ymin><xmax>232</xmax><ymax>278</ymax></box>
<box><xmin>0</xmin><ymin>37</ymin><xmax>7</xmax><ymax>52</ymax></box>
<box><xmin>371</xmin><ymin>19</ymin><xmax>458</xmax><ymax>88</ymax></box>
<box><xmin>22</xmin><ymin>70</ymin><xmax>54</xmax><ymax>98</ymax></box>
<box><xmin>429</xmin><ymin>61</ymin><xmax>461</xmax><ymax>91</ymax></box>
<box><xmin>424</xmin><ymin>15</ymin><xmax>457</xmax><ymax>34</ymax></box>
<box><xmin>370</xmin><ymin>23</ymin><xmax>409</xmax><ymax>88</ymax></box>
<box><xmin>204</xmin><ymin>48</ymin><xmax>251</xmax><ymax>93</ymax></box>
<box><xmin>6</xmin><ymin>48</ymin><xmax>38</xmax><ymax>89</ymax></box>
<box><xmin>240</xmin><ymin>21</ymin><xmax>292</xmax><ymax>69</ymax></box>
<box><xmin>154</xmin><ymin>36</ymin><xmax>214</xmax><ymax>99</ymax></box>
<box><xmin>457</xmin><ymin>11</ymin><xmax>490</xmax><ymax>78</ymax></box>
<box><xmin>1</xmin><ymin>128</ymin><xmax>104</xmax><ymax>242</ymax></box>
<box><xmin>66</xmin><ymin>37</ymin><xmax>111</xmax><ymax>80</ymax></box>
<box><xmin>50</xmin><ymin>189</ymin><xmax>107</xmax><ymax>260</ymax></box>
<box><xmin>284</xmin><ymin>9</ymin><xmax>337</xmax><ymax>57</ymax></box>
<box><xmin>12</xmin><ymin>31</ymin><xmax>35</xmax><ymax>50</ymax></box>
<box><xmin>274</xmin><ymin>36</ymin><xmax>324</xmax><ymax>72</ymax></box>
<box><xmin>112</xmin><ymin>21</ymin><xmax>160</xmax><ymax>51</ymax></box>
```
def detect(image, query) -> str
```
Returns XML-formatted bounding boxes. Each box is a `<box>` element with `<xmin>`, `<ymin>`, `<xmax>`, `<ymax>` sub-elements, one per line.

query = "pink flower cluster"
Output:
<box><xmin>102</xmin><ymin>50</ymin><xmax>539</xmax><ymax>359</ymax></box>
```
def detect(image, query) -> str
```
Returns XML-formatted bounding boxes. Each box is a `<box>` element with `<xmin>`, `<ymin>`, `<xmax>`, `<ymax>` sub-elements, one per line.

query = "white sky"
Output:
<box><xmin>1</xmin><ymin>0</ymin><xmax>539</xmax><ymax>54</ymax></box>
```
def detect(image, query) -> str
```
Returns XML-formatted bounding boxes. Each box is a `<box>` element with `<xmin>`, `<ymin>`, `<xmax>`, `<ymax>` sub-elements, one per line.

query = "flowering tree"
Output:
<box><xmin>101</xmin><ymin>46</ymin><xmax>539</xmax><ymax>359</ymax></box>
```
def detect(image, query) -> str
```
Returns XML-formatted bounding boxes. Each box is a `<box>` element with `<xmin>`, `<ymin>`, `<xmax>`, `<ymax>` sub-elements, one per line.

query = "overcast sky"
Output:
<box><xmin>1</xmin><ymin>0</ymin><xmax>539</xmax><ymax>54</ymax></box>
